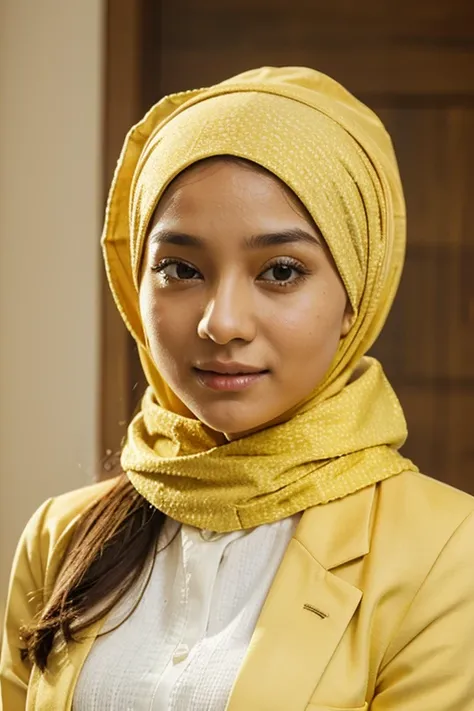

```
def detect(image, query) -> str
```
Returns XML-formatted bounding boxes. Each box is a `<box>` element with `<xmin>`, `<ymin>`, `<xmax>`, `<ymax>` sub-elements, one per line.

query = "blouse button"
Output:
<box><xmin>172</xmin><ymin>644</ymin><xmax>190</xmax><ymax>664</ymax></box>
<box><xmin>199</xmin><ymin>530</ymin><xmax>223</xmax><ymax>541</ymax></box>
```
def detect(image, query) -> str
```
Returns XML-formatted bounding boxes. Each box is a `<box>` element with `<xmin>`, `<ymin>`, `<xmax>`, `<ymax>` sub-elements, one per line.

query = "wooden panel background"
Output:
<box><xmin>101</xmin><ymin>0</ymin><xmax>144</xmax><ymax>474</ymax></box>
<box><xmin>101</xmin><ymin>0</ymin><xmax>474</xmax><ymax>492</ymax></box>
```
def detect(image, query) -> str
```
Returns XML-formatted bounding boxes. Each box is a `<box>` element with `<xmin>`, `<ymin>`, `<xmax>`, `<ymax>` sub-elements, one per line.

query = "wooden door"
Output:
<box><xmin>102</xmin><ymin>0</ymin><xmax>474</xmax><ymax>493</ymax></box>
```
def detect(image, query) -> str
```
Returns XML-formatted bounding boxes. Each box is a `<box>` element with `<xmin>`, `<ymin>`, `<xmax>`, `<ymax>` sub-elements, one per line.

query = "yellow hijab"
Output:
<box><xmin>102</xmin><ymin>66</ymin><xmax>416</xmax><ymax>532</ymax></box>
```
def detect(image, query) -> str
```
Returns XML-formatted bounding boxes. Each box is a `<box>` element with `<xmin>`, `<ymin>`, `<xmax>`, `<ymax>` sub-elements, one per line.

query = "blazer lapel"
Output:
<box><xmin>226</xmin><ymin>485</ymin><xmax>376</xmax><ymax>711</ymax></box>
<box><xmin>28</xmin><ymin>619</ymin><xmax>104</xmax><ymax>710</ymax></box>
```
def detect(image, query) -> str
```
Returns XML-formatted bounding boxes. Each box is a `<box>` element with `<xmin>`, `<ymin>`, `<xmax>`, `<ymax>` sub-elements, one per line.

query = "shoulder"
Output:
<box><xmin>300</xmin><ymin>470</ymin><xmax>474</xmax><ymax>570</ymax></box>
<box><xmin>376</xmin><ymin>470</ymin><xmax>474</xmax><ymax>543</ymax></box>
<box><xmin>374</xmin><ymin>474</ymin><xmax>474</xmax><ymax>686</ymax></box>
<box><xmin>369</xmin><ymin>471</ymin><xmax>474</xmax><ymax>602</ymax></box>
<box><xmin>380</xmin><ymin>468</ymin><xmax>474</xmax><ymax>507</ymax></box>
<box><xmin>2</xmin><ymin>476</ymin><xmax>120</xmax><ymax>648</ymax></box>
<box><xmin>30</xmin><ymin>476</ymin><xmax>118</xmax><ymax>542</ymax></box>
<box><xmin>20</xmin><ymin>477</ymin><xmax>119</xmax><ymax>592</ymax></box>
<box><xmin>42</xmin><ymin>476</ymin><xmax>118</xmax><ymax>533</ymax></box>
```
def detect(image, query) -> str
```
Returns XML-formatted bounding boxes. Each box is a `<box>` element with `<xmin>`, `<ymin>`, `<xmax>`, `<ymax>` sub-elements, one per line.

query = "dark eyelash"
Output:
<box><xmin>262</xmin><ymin>257</ymin><xmax>309</xmax><ymax>274</ymax></box>
<box><xmin>150</xmin><ymin>258</ymin><xmax>200</xmax><ymax>280</ymax></box>
<box><xmin>260</xmin><ymin>258</ymin><xmax>311</xmax><ymax>287</ymax></box>
<box><xmin>151</xmin><ymin>257</ymin><xmax>186</xmax><ymax>272</ymax></box>
<box><xmin>151</xmin><ymin>257</ymin><xmax>311</xmax><ymax>286</ymax></box>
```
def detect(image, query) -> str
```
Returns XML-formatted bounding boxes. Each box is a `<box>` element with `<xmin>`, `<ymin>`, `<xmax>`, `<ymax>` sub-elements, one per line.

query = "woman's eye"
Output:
<box><xmin>152</xmin><ymin>260</ymin><xmax>201</xmax><ymax>281</ymax></box>
<box><xmin>260</xmin><ymin>261</ymin><xmax>308</xmax><ymax>285</ymax></box>
<box><xmin>151</xmin><ymin>258</ymin><xmax>309</xmax><ymax>287</ymax></box>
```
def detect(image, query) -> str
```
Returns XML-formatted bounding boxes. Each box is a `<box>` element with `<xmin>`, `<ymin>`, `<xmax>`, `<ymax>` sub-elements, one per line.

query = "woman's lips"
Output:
<box><xmin>193</xmin><ymin>368</ymin><xmax>269</xmax><ymax>392</ymax></box>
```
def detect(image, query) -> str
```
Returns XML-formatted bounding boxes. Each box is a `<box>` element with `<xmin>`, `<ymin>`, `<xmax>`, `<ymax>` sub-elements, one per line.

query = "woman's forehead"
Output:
<box><xmin>150</xmin><ymin>157</ymin><xmax>316</xmax><ymax>230</ymax></box>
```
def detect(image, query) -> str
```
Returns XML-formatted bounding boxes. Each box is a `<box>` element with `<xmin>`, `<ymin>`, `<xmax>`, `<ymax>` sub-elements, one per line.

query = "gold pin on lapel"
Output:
<box><xmin>303</xmin><ymin>603</ymin><xmax>329</xmax><ymax>619</ymax></box>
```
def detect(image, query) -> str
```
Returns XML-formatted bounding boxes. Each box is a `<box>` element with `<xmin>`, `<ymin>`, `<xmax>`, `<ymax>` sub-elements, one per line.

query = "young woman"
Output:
<box><xmin>1</xmin><ymin>66</ymin><xmax>474</xmax><ymax>711</ymax></box>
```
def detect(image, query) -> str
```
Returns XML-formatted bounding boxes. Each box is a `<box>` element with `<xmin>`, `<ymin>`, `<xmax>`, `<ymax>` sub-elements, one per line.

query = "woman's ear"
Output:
<box><xmin>340</xmin><ymin>305</ymin><xmax>355</xmax><ymax>338</ymax></box>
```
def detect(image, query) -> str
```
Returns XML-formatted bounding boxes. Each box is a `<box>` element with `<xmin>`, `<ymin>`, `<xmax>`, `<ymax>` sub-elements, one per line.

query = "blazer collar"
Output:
<box><xmin>295</xmin><ymin>482</ymin><xmax>376</xmax><ymax>569</ymax></box>
<box><xmin>226</xmin><ymin>484</ymin><xmax>376</xmax><ymax>711</ymax></box>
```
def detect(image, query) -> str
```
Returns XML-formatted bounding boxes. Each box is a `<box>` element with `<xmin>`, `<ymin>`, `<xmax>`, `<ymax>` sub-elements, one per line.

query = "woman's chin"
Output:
<box><xmin>191</xmin><ymin>404</ymin><xmax>271</xmax><ymax>441</ymax></box>
<box><xmin>184</xmin><ymin>390</ymin><xmax>303</xmax><ymax>441</ymax></box>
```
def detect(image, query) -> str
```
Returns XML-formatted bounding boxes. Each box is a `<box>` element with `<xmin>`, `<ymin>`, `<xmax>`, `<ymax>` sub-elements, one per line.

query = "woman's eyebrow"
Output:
<box><xmin>246</xmin><ymin>228</ymin><xmax>322</xmax><ymax>249</ymax></box>
<box><xmin>149</xmin><ymin>227</ymin><xmax>321</xmax><ymax>249</ymax></box>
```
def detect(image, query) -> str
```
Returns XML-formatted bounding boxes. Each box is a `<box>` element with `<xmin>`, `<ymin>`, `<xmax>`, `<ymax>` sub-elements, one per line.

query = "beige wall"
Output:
<box><xmin>0</xmin><ymin>1</ymin><xmax>104</xmax><ymax>605</ymax></box>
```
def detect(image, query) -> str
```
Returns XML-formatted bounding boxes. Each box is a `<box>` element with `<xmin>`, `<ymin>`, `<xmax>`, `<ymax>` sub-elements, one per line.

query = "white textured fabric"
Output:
<box><xmin>72</xmin><ymin>513</ymin><xmax>300</xmax><ymax>711</ymax></box>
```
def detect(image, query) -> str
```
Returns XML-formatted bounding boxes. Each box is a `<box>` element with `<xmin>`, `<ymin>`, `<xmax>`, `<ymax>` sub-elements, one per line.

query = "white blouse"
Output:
<box><xmin>73</xmin><ymin>513</ymin><xmax>300</xmax><ymax>711</ymax></box>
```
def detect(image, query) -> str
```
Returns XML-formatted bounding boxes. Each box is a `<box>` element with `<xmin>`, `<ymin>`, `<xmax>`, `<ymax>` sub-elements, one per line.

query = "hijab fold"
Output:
<box><xmin>102</xmin><ymin>66</ymin><xmax>417</xmax><ymax>532</ymax></box>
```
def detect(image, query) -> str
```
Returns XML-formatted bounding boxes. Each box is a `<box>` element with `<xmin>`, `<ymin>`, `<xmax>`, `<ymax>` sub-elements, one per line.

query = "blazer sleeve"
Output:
<box><xmin>0</xmin><ymin>498</ymin><xmax>54</xmax><ymax>711</ymax></box>
<box><xmin>372</xmin><ymin>510</ymin><xmax>474</xmax><ymax>710</ymax></box>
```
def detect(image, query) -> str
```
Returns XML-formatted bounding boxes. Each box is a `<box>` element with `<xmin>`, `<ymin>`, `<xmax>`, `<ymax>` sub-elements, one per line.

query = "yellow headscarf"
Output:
<box><xmin>102</xmin><ymin>66</ymin><xmax>416</xmax><ymax>532</ymax></box>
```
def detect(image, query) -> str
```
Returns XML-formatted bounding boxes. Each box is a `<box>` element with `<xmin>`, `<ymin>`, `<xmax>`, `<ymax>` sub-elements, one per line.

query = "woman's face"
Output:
<box><xmin>139</xmin><ymin>159</ymin><xmax>352</xmax><ymax>438</ymax></box>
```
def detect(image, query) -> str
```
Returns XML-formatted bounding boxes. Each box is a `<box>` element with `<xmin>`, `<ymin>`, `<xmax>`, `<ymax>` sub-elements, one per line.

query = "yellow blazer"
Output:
<box><xmin>2</xmin><ymin>470</ymin><xmax>474</xmax><ymax>710</ymax></box>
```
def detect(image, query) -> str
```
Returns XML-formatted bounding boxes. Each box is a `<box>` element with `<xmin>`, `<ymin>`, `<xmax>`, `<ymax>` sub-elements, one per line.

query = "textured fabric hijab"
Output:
<box><xmin>102</xmin><ymin>66</ymin><xmax>416</xmax><ymax>532</ymax></box>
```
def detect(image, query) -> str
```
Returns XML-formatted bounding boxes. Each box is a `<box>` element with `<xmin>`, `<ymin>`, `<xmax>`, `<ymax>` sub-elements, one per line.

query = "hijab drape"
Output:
<box><xmin>102</xmin><ymin>66</ymin><xmax>416</xmax><ymax>531</ymax></box>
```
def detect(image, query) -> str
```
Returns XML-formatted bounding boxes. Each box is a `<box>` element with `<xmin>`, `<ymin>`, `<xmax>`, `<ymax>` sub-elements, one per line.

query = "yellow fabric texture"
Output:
<box><xmin>102</xmin><ymin>66</ymin><xmax>416</xmax><ymax>532</ymax></box>
<box><xmin>2</xmin><ymin>474</ymin><xmax>474</xmax><ymax>710</ymax></box>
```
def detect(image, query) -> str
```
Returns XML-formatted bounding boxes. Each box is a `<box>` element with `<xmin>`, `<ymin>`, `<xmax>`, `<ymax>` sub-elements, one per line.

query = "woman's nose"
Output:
<box><xmin>197</xmin><ymin>279</ymin><xmax>257</xmax><ymax>345</ymax></box>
